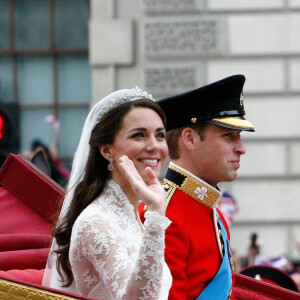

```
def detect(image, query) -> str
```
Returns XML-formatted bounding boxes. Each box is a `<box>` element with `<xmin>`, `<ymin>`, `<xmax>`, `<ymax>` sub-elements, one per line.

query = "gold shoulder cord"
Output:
<box><xmin>163</xmin><ymin>181</ymin><xmax>177</xmax><ymax>209</ymax></box>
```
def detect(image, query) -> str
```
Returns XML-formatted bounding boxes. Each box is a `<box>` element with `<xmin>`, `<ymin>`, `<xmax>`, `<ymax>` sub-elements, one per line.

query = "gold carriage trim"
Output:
<box><xmin>0</xmin><ymin>278</ymin><xmax>85</xmax><ymax>300</ymax></box>
<box><xmin>164</xmin><ymin>163</ymin><xmax>221</xmax><ymax>209</ymax></box>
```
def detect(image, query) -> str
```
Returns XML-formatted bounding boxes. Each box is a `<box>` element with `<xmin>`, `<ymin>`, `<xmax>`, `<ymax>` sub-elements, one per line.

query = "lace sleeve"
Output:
<box><xmin>70</xmin><ymin>210</ymin><xmax>171</xmax><ymax>300</ymax></box>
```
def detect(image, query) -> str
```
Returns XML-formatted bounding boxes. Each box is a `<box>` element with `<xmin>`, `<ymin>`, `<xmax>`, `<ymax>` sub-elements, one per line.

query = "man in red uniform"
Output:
<box><xmin>157</xmin><ymin>75</ymin><xmax>254</xmax><ymax>299</ymax></box>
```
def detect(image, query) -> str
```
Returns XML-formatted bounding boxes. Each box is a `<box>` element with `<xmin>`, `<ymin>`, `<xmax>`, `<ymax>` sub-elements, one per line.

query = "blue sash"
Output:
<box><xmin>196</xmin><ymin>215</ymin><xmax>232</xmax><ymax>300</ymax></box>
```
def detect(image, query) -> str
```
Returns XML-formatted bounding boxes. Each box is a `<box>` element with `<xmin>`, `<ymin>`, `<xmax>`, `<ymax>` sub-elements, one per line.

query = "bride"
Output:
<box><xmin>42</xmin><ymin>87</ymin><xmax>172</xmax><ymax>299</ymax></box>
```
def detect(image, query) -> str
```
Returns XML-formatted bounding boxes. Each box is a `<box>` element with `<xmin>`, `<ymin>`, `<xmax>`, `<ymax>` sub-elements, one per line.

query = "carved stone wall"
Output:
<box><xmin>144</xmin><ymin>18</ymin><xmax>225</xmax><ymax>58</ymax></box>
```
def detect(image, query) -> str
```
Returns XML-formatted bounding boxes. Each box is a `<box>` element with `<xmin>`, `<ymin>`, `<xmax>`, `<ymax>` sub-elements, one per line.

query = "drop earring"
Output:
<box><xmin>107</xmin><ymin>158</ymin><xmax>113</xmax><ymax>171</ymax></box>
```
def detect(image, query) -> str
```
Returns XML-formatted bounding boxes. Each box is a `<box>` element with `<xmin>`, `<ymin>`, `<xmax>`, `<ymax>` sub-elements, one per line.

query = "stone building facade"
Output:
<box><xmin>89</xmin><ymin>0</ymin><xmax>300</xmax><ymax>261</ymax></box>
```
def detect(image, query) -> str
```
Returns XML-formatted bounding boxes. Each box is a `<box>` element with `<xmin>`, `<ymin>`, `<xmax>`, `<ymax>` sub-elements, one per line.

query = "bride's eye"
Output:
<box><xmin>131</xmin><ymin>132</ymin><xmax>144</xmax><ymax>138</ymax></box>
<box><xmin>156</xmin><ymin>132</ymin><xmax>166</xmax><ymax>139</ymax></box>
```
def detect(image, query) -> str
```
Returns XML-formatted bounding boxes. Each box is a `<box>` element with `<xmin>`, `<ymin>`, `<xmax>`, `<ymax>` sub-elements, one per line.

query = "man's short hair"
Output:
<box><xmin>167</xmin><ymin>121</ymin><xmax>207</xmax><ymax>159</ymax></box>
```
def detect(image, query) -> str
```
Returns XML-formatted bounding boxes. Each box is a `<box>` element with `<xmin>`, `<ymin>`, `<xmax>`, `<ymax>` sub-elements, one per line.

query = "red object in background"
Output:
<box><xmin>0</xmin><ymin>103</ymin><xmax>20</xmax><ymax>157</ymax></box>
<box><xmin>0</xmin><ymin>115</ymin><xmax>3</xmax><ymax>139</ymax></box>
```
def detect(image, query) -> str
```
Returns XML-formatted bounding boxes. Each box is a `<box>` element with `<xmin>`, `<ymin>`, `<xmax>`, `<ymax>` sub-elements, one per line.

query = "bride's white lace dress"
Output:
<box><xmin>69</xmin><ymin>179</ymin><xmax>172</xmax><ymax>300</ymax></box>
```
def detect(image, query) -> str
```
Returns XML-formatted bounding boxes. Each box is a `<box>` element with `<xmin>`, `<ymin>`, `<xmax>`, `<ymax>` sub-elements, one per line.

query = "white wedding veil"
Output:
<box><xmin>42</xmin><ymin>87</ymin><xmax>155</xmax><ymax>292</ymax></box>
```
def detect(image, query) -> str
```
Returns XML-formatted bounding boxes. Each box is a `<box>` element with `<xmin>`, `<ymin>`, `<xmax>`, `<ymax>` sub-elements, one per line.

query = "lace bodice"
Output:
<box><xmin>69</xmin><ymin>180</ymin><xmax>172</xmax><ymax>300</ymax></box>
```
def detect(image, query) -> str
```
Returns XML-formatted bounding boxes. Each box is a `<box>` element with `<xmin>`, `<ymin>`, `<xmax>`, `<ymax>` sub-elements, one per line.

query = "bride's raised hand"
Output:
<box><xmin>118</xmin><ymin>155</ymin><xmax>166</xmax><ymax>215</ymax></box>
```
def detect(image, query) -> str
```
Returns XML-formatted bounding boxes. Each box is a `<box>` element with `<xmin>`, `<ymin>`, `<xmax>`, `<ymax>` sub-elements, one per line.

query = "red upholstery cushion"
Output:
<box><xmin>0</xmin><ymin>188</ymin><xmax>53</xmax><ymax>235</ymax></box>
<box><xmin>0</xmin><ymin>154</ymin><xmax>65</xmax><ymax>271</ymax></box>
<box><xmin>0</xmin><ymin>248</ymin><xmax>50</xmax><ymax>271</ymax></box>
<box><xmin>0</xmin><ymin>269</ymin><xmax>44</xmax><ymax>285</ymax></box>
<box><xmin>0</xmin><ymin>186</ymin><xmax>53</xmax><ymax>270</ymax></box>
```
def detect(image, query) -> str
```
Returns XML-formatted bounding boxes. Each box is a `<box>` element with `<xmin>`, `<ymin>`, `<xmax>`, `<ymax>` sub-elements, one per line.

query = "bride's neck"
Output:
<box><xmin>110</xmin><ymin>173</ymin><xmax>139</xmax><ymax>211</ymax></box>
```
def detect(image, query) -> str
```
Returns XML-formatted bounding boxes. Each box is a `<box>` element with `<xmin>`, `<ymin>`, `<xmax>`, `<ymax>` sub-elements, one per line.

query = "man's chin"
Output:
<box><xmin>223</xmin><ymin>172</ymin><xmax>238</xmax><ymax>182</ymax></box>
<box><xmin>229</xmin><ymin>173</ymin><xmax>238</xmax><ymax>181</ymax></box>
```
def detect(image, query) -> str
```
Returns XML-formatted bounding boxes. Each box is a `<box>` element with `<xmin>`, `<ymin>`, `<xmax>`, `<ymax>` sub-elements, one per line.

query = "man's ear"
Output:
<box><xmin>181</xmin><ymin>127</ymin><xmax>197</xmax><ymax>151</ymax></box>
<box><xmin>99</xmin><ymin>144</ymin><xmax>113</xmax><ymax>161</ymax></box>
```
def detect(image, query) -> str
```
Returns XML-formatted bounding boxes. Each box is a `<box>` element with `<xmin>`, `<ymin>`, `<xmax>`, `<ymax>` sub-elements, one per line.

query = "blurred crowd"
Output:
<box><xmin>22</xmin><ymin>139</ymin><xmax>70</xmax><ymax>188</ymax></box>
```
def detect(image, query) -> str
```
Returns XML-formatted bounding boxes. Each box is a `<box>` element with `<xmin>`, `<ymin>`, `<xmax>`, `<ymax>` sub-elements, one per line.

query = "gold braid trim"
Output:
<box><xmin>162</xmin><ymin>183</ymin><xmax>176</xmax><ymax>209</ymax></box>
<box><xmin>0</xmin><ymin>278</ymin><xmax>82</xmax><ymax>300</ymax></box>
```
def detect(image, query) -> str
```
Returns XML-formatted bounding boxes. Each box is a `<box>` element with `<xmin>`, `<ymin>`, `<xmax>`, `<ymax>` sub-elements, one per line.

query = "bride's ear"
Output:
<box><xmin>99</xmin><ymin>144</ymin><xmax>113</xmax><ymax>161</ymax></box>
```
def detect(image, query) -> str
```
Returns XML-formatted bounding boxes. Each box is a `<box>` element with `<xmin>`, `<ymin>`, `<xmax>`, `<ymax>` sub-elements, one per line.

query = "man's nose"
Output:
<box><xmin>235</xmin><ymin>139</ymin><xmax>246</xmax><ymax>155</ymax></box>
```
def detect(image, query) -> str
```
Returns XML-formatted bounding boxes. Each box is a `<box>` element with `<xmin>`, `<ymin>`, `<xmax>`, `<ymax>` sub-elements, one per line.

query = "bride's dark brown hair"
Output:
<box><xmin>54</xmin><ymin>99</ymin><xmax>166</xmax><ymax>287</ymax></box>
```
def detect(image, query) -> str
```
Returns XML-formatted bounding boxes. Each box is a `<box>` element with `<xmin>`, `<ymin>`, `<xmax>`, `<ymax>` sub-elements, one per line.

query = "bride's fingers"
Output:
<box><xmin>119</xmin><ymin>155</ymin><xmax>135</xmax><ymax>172</ymax></box>
<box><xmin>145</xmin><ymin>167</ymin><xmax>160</xmax><ymax>185</ymax></box>
<box><xmin>119</xmin><ymin>155</ymin><xmax>131</xmax><ymax>166</ymax></box>
<box><xmin>119</xmin><ymin>155</ymin><xmax>143</xmax><ymax>183</ymax></box>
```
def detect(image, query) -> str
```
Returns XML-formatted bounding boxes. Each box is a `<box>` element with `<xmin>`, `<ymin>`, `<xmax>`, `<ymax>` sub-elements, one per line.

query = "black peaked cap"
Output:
<box><xmin>158</xmin><ymin>74</ymin><xmax>254</xmax><ymax>132</ymax></box>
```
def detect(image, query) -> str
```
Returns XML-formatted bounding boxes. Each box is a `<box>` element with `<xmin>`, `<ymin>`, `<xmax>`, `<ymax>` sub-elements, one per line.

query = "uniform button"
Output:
<box><xmin>163</xmin><ymin>184</ymin><xmax>169</xmax><ymax>191</ymax></box>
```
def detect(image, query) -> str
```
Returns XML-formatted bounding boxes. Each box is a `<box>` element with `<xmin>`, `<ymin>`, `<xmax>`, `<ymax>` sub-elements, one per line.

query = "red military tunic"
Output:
<box><xmin>139</xmin><ymin>162</ymin><xmax>233</xmax><ymax>299</ymax></box>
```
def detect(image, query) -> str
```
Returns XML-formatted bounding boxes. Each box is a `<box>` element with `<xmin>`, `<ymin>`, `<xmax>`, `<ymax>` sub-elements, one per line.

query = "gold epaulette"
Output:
<box><xmin>164</xmin><ymin>163</ymin><xmax>221</xmax><ymax>209</ymax></box>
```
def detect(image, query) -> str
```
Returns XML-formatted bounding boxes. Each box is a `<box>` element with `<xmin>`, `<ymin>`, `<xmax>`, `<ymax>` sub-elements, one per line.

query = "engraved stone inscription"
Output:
<box><xmin>145</xmin><ymin>67</ymin><xmax>196</xmax><ymax>93</ymax></box>
<box><xmin>143</xmin><ymin>0</ymin><xmax>205</xmax><ymax>13</ymax></box>
<box><xmin>144</xmin><ymin>18</ymin><xmax>225</xmax><ymax>58</ymax></box>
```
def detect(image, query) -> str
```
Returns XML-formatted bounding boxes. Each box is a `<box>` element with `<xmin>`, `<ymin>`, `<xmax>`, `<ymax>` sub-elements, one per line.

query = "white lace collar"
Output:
<box><xmin>98</xmin><ymin>179</ymin><xmax>136</xmax><ymax>219</ymax></box>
